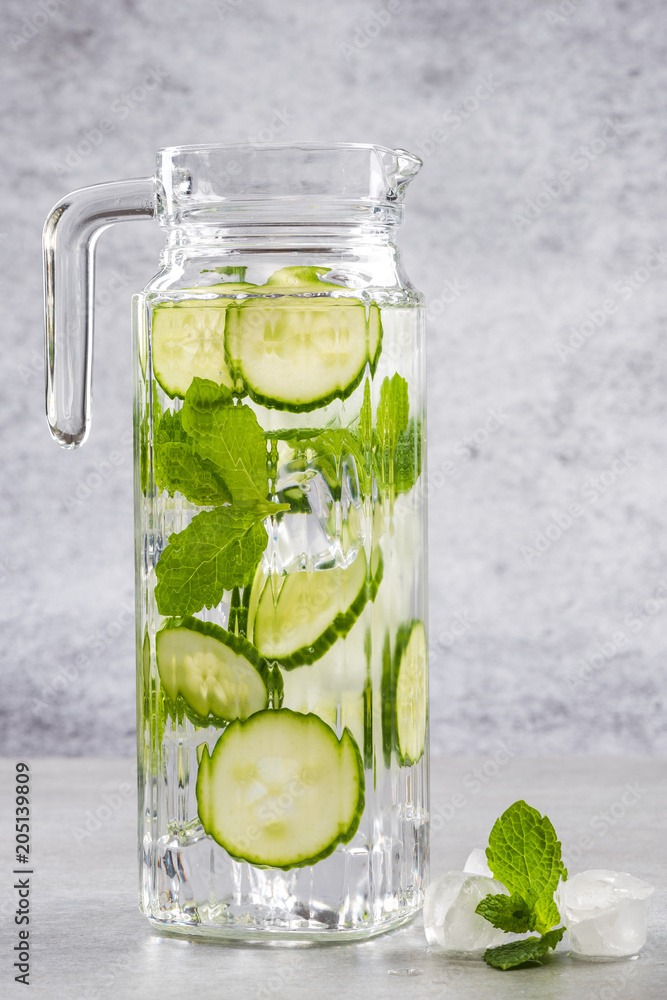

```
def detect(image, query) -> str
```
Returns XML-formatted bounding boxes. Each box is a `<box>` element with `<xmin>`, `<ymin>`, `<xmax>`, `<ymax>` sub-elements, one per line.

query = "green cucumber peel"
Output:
<box><xmin>156</xmin><ymin>616</ymin><xmax>282</xmax><ymax>728</ymax></box>
<box><xmin>475</xmin><ymin>799</ymin><xmax>568</xmax><ymax>970</ymax></box>
<box><xmin>256</xmin><ymin>550</ymin><xmax>383</xmax><ymax>670</ymax></box>
<box><xmin>260</xmin><ymin>265</ymin><xmax>342</xmax><ymax>291</ymax></box>
<box><xmin>196</xmin><ymin>709</ymin><xmax>365</xmax><ymax>870</ymax></box>
<box><xmin>381</xmin><ymin>619</ymin><xmax>427</xmax><ymax>767</ymax></box>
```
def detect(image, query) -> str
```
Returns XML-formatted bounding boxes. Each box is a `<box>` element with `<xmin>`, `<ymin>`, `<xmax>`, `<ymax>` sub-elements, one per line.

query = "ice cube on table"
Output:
<box><xmin>464</xmin><ymin>847</ymin><xmax>492</xmax><ymax>878</ymax></box>
<box><xmin>557</xmin><ymin>870</ymin><xmax>654</xmax><ymax>959</ymax></box>
<box><xmin>423</xmin><ymin>871</ymin><xmax>510</xmax><ymax>956</ymax></box>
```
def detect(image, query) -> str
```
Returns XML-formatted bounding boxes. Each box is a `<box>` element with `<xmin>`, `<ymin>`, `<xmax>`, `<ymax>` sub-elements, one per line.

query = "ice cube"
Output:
<box><xmin>423</xmin><ymin>871</ymin><xmax>510</xmax><ymax>956</ymax></box>
<box><xmin>556</xmin><ymin>870</ymin><xmax>654</xmax><ymax>959</ymax></box>
<box><xmin>464</xmin><ymin>847</ymin><xmax>492</xmax><ymax>878</ymax></box>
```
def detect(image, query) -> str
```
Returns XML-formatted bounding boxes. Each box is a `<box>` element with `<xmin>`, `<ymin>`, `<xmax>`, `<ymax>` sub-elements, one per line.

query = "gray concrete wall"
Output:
<box><xmin>2</xmin><ymin>0</ymin><xmax>665</xmax><ymax>755</ymax></box>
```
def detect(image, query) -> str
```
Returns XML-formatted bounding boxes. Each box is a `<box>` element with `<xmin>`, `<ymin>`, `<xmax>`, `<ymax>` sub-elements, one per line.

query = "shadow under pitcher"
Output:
<box><xmin>43</xmin><ymin>142</ymin><xmax>429</xmax><ymax>941</ymax></box>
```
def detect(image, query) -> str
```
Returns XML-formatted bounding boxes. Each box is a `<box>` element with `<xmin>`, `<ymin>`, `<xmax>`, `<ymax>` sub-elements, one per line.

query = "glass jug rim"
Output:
<box><xmin>156</xmin><ymin>139</ymin><xmax>421</xmax><ymax>159</ymax></box>
<box><xmin>154</xmin><ymin>142</ymin><xmax>422</xmax><ymax>228</ymax></box>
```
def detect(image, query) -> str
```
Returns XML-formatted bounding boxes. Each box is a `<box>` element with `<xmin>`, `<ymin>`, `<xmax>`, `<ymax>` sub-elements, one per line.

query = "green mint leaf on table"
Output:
<box><xmin>181</xmin><ymin>378</ymin><xmax>270</xmax><ymax>504</ymax></box>
<box><xmin>155</xmin><ymin>410</ymin><xmax>231</xmax><ymax>505</ymax></box>
<box><xmin>475</xmin><ymin>892</ymin><xmax>534</xmax><ymax>934</ymax></box>
<box><xmin>484</xmin><ymin>927</ymin><xmax>565</xmax><ymax>971</ymax></box>
<box><xmin>154</xmin><ymin>507</ymin><xmax>269</xmax><ymax>617</ymax></box>
<box><xmin>485</xmin><ymin>799</ymin><xmax>567</xmax><ymax>935</ymax></box>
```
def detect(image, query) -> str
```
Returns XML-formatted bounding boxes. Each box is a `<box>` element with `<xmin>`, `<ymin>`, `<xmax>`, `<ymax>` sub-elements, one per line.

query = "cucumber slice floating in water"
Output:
<box><xmin>196</xmin><ymin>708</ymin><xmax>365</xmax><ymax>869</ymax></box>
<box><xmin>251</xmin><ymin>549</ymin><xmax>382</xmax><ymax>669</ymax></box>
<box><xmin>152</xmin><ymin>284</ymin><xmax>254</xmax><ymax>399</ymax></box>
<box><xmin>281</xmin><ymin>617</ymin><xmax>369</xmax><ymax>751</ymax></box>
<box><xmin>382</xmin><ymin>620</ymin><xmax>428</xmax><ymax>766</ymax></box>
<box><xmin>225</xmin><ymin>266</ymin><xmax>383</xmax><ymax>412</ymax></box>
<box><xmin>156</xmin><ymin>617</ymin><xmax>278</xmax><ymax>726</ymax></box>
<box><xmin>368</xmin><ymin>302</ymin><xmax>383</xmax><ymax>375</ymax></box>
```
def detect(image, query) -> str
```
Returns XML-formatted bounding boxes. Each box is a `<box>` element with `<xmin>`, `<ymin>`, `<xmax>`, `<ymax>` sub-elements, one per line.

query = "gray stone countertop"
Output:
<box><xmin>0</xmin><ymin>756</ymin><xmax>664</xmax><ymax>999</ymax></box>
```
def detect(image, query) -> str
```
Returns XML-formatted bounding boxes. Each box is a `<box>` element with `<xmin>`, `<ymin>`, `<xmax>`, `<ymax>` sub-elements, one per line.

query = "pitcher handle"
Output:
<box><xmin>43</xmin><ymin>178</ymin><xmax>155</xmax><ymax>449</ymax></box>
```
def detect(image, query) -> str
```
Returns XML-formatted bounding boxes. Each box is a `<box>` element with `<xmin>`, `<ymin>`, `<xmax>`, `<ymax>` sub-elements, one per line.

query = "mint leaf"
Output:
<box><xmin>154</xmin><ymin>507</ymin><xmax>268</xmax><ymax>616</ymax></box>
<box><xmin>475</xmin><ymin>893</ymin><xmax>534</xmax><ymax>934</ymax></box>
<box><xmin>483</xmin><ymin>927</ymin><xmax>564</xmax><ymax>971</ymax></box>
<box><xmin>359</xmin><ymin>378</ymin><xmax>372</xmax><ymax>446</ymax></box>
<box><xmin>201</xmin><ymin>266</ymin><xmax>248</xmax><ymax>279</ymax></box>
<box><xmin>181</xmin><ymin>378</ymin><xmax>269</xmax><ymax>504</ymax></box>
<box><xmin>375</xmin><ymin>374</ymin><xmax>423</xmax><ymax>495</ymax></box>
<box><xmin>394</xmin><ymin>418</ymin><xmax>422</xmax><ymax>496</ymax></box>
<box><xmin>156</xmin><ymin>407</ymin><xmax>189</xmax><ymax>446</ymax></box>
<box><xmin>155</xmin><ymin>410</ymin><xmax>231</xmax><ymax>505</ymax></box>
<box><xmin>305</xmin><ymin>428</ymin><xmax>365</xmax><ymax>502</ymax></box>
<box><xmin>377</xmin><ymin>373</ymin><xmax>409</xmax><ymax>468</ymax></box>
<box><xmin>486</xmin><ymin>800</ymin><xmax>567</xmax><ymax>934</ymax></box>
<box><xmin>358</xmin><ymin>377</ymin><xmax>373</xmax><ymax>490</ymax></box>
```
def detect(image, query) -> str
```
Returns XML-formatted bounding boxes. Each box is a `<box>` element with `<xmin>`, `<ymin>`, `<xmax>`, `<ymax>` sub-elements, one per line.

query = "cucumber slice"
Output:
<box><xmin>226</xmin><ymin>298</ymin><xmax>369</xmax><ymax>412</ymax></box>
<box><xmin>225</xmin><ymin>266</ymin><xmax>382</xmax><ymax>412</ymax></box>
<box><xmin>368</xmin><ymin>302</ymin><xmax>383</xmax><ymax>375</ymax></box>
<box><xmin>152</xmin><ymin>284</ymin><xmax>253</xmax><ymax>399</ymax></box>
<box><xmin>156</xmin><ymin>617</ymin><xmax>279</xmax><ymax>726</ymax></box>
<box><xmin>280</xmin><ymin>616</ymin><xmax>369</xmax><ymax>750</ymax></box>
<box><xmin>382</xmin><ymin>620</ymin><xmax>427</xmax><ymax>766</ymax></box>
<box><xmin>196</xmin><ymin>709</ymin><xmax>364</xmax><ymax>869</ymax></box>
<box><xmin>251</xmin><ymin>549</ymin><xmax>382</xmax><ymax>669</ymax></box>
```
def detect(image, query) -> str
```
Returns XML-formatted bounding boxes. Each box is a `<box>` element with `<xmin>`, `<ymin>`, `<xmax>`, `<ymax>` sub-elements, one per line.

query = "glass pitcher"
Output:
<box><xmin>43</xmin><ymin>142</ymin><xmax>428</xmax><ymax>941</ymax></box>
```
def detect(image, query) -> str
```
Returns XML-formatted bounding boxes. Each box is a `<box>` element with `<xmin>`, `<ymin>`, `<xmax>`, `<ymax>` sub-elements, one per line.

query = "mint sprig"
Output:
<box><xmin>484</xmin><ymin>928</ymin><xmax>565</xmax><ymax>970</ymax></box>
<box><xmin>181</xmin><ymin>380</ymin><xmax>269</xmax><ymax>505</ymax></box>
<box><xmin>376</xmin><ymin>373</ymin><xmax>409</xmax><ymax>490</ymax></box>
<box><xmin>155</xmin><ymin>507</ymin><xmax>270</xmax><ymax>616</ymax></box>
<box><xmin>475</xmin><ymin>892</ymin><xmax>533</xmax><ymax>934</ymax></box>
<box><xmin>155</xmin><ymin>378</ymin><xmax>288</xmax><ymax>618</ymax></box>
<box><xmin>155</xmin><ymin>410</ymin><xmax>231</xmax><ymax>505</ymax></box>
<box><xmin>363</xmin><ymin>374</ymin><xmax>422</xmax><ymax>497</ymax></box>
<box><xmin>475</xmin><ymin>800</ymin><xmax>567</xmax><ymax>970</ymax></box>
